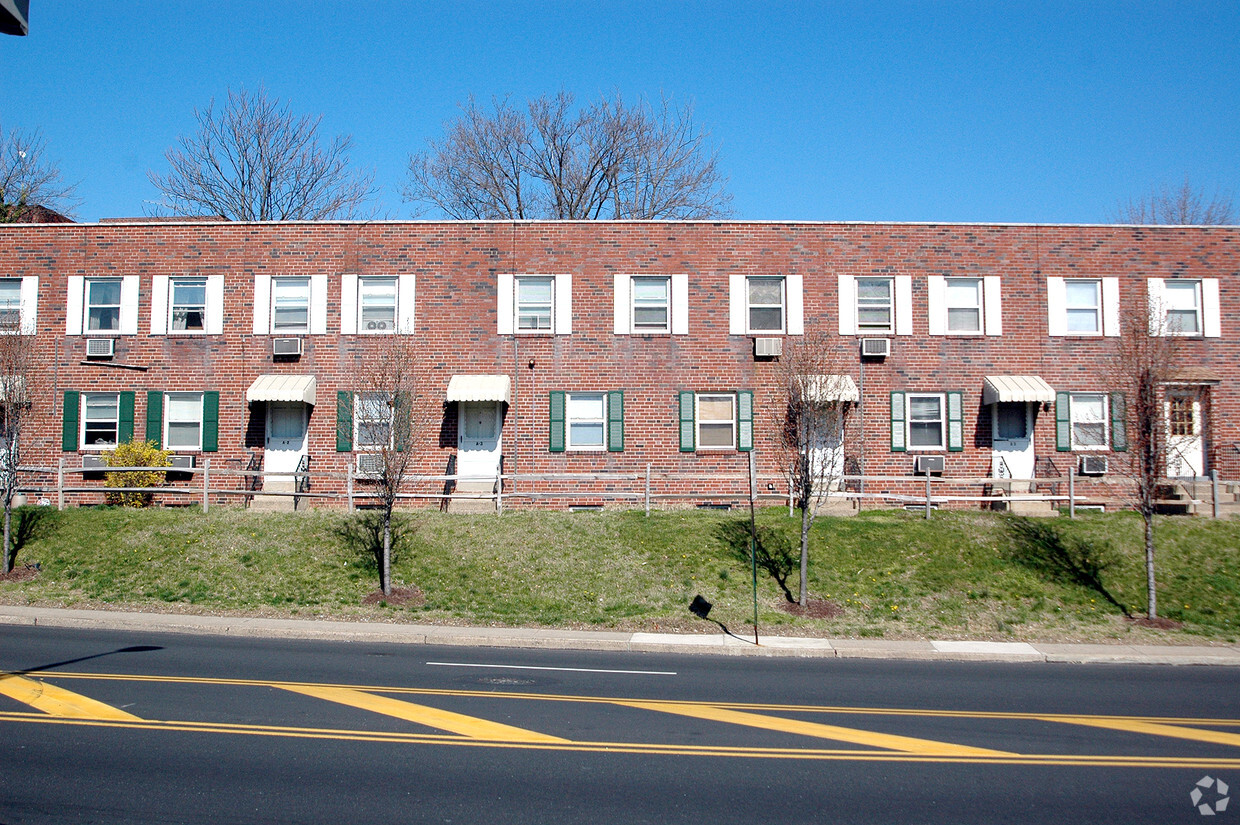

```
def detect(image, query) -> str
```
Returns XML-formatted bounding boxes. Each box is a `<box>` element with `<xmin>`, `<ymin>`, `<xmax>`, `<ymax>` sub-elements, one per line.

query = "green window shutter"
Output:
<box><xmin>146</xmin><ymin>391</ymin><xmax>164</xmax><ymax>449</ymax></box>
<box><xmin>607</xmin><ymin>390</ymin><xmax>624</xmax><ymax>452</ymax></box>
<box><xmin>336</xmin><ymin>391</ymin><xmax>353</xmax><ymax>452</ymax></box>
<box><xmin>678</xmin><ymin>391</ymin><xmax>695</xmax><ymax>452</ymax></box>
<box><xmin>549</xmin><ymin>391</ymin><xmax>566</xmax><ymax>452</ymax></box>
<box><xmin>202</xmin><ymin>391</ymin><xmax>219</xmax><ymax>452</ymax></box>
<box><xmin>737</xmin><ymin>390</ymin><xmax>754</xmax><ymax>452</ymax></box>
<box><xmin>890</xmin><ymin>391</ymin><xmax>906</xmax><ymax>452</ymax></box>
<box><xmin>1055</xmin><ymin>391</ymin><xmax>1071</xmax><ymax>451</ymax></box>
<box><xmin>946</xmin><ymin>391</ymin><xmax>964</xmax><ymax>452</ymax></box>
<box><xmin>394</xmin><ymin>392</ymin><xmax>410</xmax><ymax>452</ymax></box>
<box><xmin>118</xmin><ymin>392</ymin><xmax>135</xmax><ymax>444</ymax></box>
<box><xmin>1109</xmin><ymin>392</ymin><xmax>1128</xmax><ymax>452</ymax></box>
<box><xmin>62</xmin><ymin>390</ymin><xmax>80</xmax><ymax>451</ymax></box>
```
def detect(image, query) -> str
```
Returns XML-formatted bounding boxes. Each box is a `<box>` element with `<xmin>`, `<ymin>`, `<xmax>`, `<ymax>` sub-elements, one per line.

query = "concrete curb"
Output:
<box><xmin>3</xmin><ymin>605</ymin><xmax>1239</xmax><ymax>666</ymax></box>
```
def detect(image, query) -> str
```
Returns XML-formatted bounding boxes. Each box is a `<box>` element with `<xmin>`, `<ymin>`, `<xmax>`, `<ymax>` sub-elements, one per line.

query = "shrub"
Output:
<box><xmin>104</xmin><ymin>441</ymin><xmax>170</xmax><ymax>507</ymax></box>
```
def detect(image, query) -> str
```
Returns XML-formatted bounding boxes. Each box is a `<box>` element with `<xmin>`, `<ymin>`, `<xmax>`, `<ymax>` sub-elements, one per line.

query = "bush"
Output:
<box><xmin>103</xmin><ymin>441</ymin><xmax>170</xmax><ymax>507</ymax></box>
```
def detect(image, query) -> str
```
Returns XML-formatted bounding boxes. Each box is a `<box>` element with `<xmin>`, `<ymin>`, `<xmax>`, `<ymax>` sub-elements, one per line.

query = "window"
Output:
<box><xmin>86</xmin><ymin>278</ymin><xmax>122</xmax><ymax>332</ymax></box>
<box><xmin>747</xmin><ymin>277</ymin><xmax>784</xmax><ymax>333</ymax></box>
<box><xmin>697</xmin><ymin>394</ymin><xmax>737</xmax><ymax>450</ymax></box>
<box><xmin>355</xmin><ymin>393</ymin><xmax>394</xmax><ymax>450</ymax></box>
<box><xmin>0</xmin><ymin>279</ymin><xmax>20</xmax><ymax>330</ymax></box>
<box><xmin>945</xmin><ymin>278</ymin><xmax>982</xmax><ymax>333</ymax></box>
<box><xmin>632</xmin><ymin>277</ymin><xmax>670</xmax><ymax>333</ymax></box>
<box><xmin>164</xmin><ymin>392</ymin><xmax>204</xmax><ymax>450</ymax></box>
<box><xmin>82</xmin><ymin>393</ymin><xmax>120</xmax><ymax>449</ymax></box>
<box><xmin>1147</xmin><ymin>277</ymin><xmax>1220</xmax><ymax>338</ymax></box>
<box><xmin>677</xmin><ymin>390</ymin><xmax>752</xmax><ymax>452</ymax></box>
<box><xmin>271</xmin><ymin>277</ymin><xmax>311</xmax><ymax>333</ymax></box>
<box><xmin>1169</xmin><ymin>394</ymin><xmax>1195</xmax><ymax>437</ymax></box>
<box><xmin>169</xmin><ymin>279</ymin><xmax>207</xmax><ymax>332</ymax></box>
<box><xmin>1163</xmin><ymin>280</ymin><xmax>1201</xmax><ymax>335</ymax></box>
<box><xmin>516</xmin><ymin>277</ymin><xmax>554</xmax><ymax>332</ymax></box>
<box><xmin>1064</xmin><ymin>279</ymin><xmax>1101</xmax><ymax>334</ymax></box>
<box><xmin>907</xmin><ymin>394</ymin><xmax>945</xmax><ymax>450</ymax></box>
<box><xmin>566</xmin><ymin>393</ymin><xmax>606</xmax><ymax>450</ymax></box>
<box><xmin>358</xmin><ymin>277</ymin><xmax>397</xmax><ymax>333</ymax></box>
<box><xmin>1069</xmin><ymin>393</ymin><xmax>1108</xmax><ymax>449</ymax></box>
<box><xmin>890</xmin><ymin>391</ymin><xmax>963</xmax><ymax>452</ymax></box>
<box><xmin>856</xmin><ymin>277</ymin><xmax>894</xmax><ymax>333</ymax></box>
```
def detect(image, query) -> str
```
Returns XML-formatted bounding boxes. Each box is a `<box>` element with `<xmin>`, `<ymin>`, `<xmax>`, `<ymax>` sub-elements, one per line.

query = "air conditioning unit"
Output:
<box><xmin>85</xmin><ymin>338</ymin><xmax>114</xmax><ymax>358</ymax></box>
<box><xmin>81</xmin><ymin>454</ymin><xmax>107</xmax><ymax>470</ymax></box>
<box><xmin>272</xmin><ymin>337</ymin><xmax>303</xmax><ymax>357</ymax></box>
<box><xmin>754</xmin><ymin>337</ymin><xmax>782</xmax><ymax>358</ymax></box>
<box><xmin>1079</xmin><ymin>455</ymin><xmax>1108</xmax><ymax>476</ymax></box>
<box><xmin>915</xmin><ymin>455</ymin><xmax>945</xmax><ymax>474</ymax></box>
<box><xmin>168</xmin><ymin>455</ymin><xmax>196</xmax><ymax>470</ymax></box>
<box><xmin>366</xmin><ymin>320</ymin><xmax>390</xmax><ymax>331</ymax></box>
<box><xmin>861</xmin><ymin>338</ymin><xmax>890</xmax><ymax>358</ymax></box>
<box><xmin>356</xmin><ymin>452</ymin><xmax>385</xmax><ymax>478</ymax></box>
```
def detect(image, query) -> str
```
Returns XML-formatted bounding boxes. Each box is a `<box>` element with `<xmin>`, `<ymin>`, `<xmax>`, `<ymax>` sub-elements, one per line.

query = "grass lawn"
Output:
<box><xmin>1</xmin><ymin>505</ymin><xmax>1236</xmax><ymax>643</ymax></box>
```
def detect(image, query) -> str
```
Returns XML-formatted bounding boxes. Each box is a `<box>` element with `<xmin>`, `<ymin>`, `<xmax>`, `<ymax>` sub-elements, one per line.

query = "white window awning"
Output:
<box><xmin>799</xmin><ymin>374</ymin><xmax>859</xmax><ymax>403</ymax></box>
<box><xmin>982</xmin><ymin>375</ymin><xmax>1055</xmax><ymax>405</ymax></box>
<box><xmin>446</xmin><ymin>374</ymin><xmax>512</xmax><ymax>404</ymax></box>
<box><xmin>246</xmin><ymin>374</ymin><xmax>317</xmax><ymax>405</ymax></box>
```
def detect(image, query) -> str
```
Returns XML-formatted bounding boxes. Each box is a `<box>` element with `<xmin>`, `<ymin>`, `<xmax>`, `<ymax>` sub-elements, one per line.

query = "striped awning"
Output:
<box><xmin>446</xmin><ymin>374</ymin><xmax>512</xmax><ymax>404</ymax></box>
<box><xmin>246</xmin><ymin>374</ymin><xmax>317</xmax><ymax>405</ymax></box>
<box><xmin>800</xmin><ymin>374</ymin><xmax>859</xmax><ymax>403</ymax></box>
<box><xmin>982</xmin><ymin>375</ymin><xmax>1055</xmax><ymax>405</ymax></box>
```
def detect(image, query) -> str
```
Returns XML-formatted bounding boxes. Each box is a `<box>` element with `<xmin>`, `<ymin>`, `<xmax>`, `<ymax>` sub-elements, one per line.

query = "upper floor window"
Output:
<box><xmin>517</xmin><ymin>277</ymin><xmax>554</xmax><ymax>332</ymax></box>
<box><xmin>272</xmin><ymin>277</ymin><xmax>311</xmax><ymax>334</ymax></box>
<box><xmin>747</xmin><ymin>277</ymin><xmax>785</xmax><ymax>333</ymax></box>
<box><xmin>728</xmin><ymin>274</ymin><xmax>803</xmax><ymax>336</ymax></box>
<box><xmin>252</xmin><ymin>274</ymin><xmax>326</xmax><ymax>336</ymax></box>
<box><xmin>1065</xmin><ymin>279</ymin><xmax>1101</xmax><ymax>334</ymax></box>
<box><xmin>86</xmin><ymin>278</ymin><xmax>122</xmax><ymax>332</ymax></box>
<box><xmin>1162</xmin><ymin>280</ymin><xmax>1201</xmax><ymax>334</ymax></box>
<box><xmin>838</xmin><ymin>274</ymin><xmax>911</xmax><ymax>336</ymax></box>
<box><xmin>164</xmin><ymin>392</ymin><xmax>204</xmax><ymax>451</ymax></box>
<box><xmin>1147</xmin><ymin>278</ymin><xmax>1219</xmax><ymax>338</ymax></box>
<box><xmin>170</xmin><ymin>279</ymin><xmax>207</xmax><ymax>332</ymax></box>
<box><xmin>358</xmin><ymin>277</ymin><xmax>397</xmax><ymax>333</ymax></box>
<box><xmin>632</xmin><ymin>277</ymin><xmax>670</xmax><ymax>333</ymax></box>
<box><xmin>340</xmin><ymin>274</ymin><xmax>415</xmax><ymax>335</ymax></box>
<box><xmin>857</xmin><ymin>277</ymin><xmax>894</xmax><ymax>333</ymax></box>
<box><xmin>927</xmin><ymin>276</ymin><xmax>1003</xmax><ymax>336</ymax></box>
<box><xmin>614</xmin><ymin>273</ymin><xmax>688</xmax><ymax>336</ymax></box>
<box><xmin>0</xmin><ymin>279</ymin><xmax>20</xmax><ymax>330</ymax></box>
<box><xmin>67</xmin><ymin>275</ymin><xmax>136</xmax><ymax>336</ymax></box>
<box><xmin>1047</xmin><ymin>277</ymin><xmax>1119</xmax><ymax>337</ymax></box>
<box><xmin>498</xmin><ymin>273</ymin><xmax>572</xmax><ymax>335</ymax></box>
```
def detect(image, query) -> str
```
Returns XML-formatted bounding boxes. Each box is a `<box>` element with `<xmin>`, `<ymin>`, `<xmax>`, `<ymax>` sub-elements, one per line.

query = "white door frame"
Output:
<box><xmin>992</xmin><ymin>402</ymin><xmax>1035</xmax><ymax>487</ymax></box>
<box><xmin>457</xmin><ymin>401</ymin><xmax>503</xmax><ymax>482</ymax></box>
<box><xmin>1166</xmin><ymin>387</ymin><xmax>1206</xmax><ymax>478</ymax></box>
<box><xmin>265</xmin><ymin>401</ymin><xmax>309</xmax><ymax>490</ymax></box>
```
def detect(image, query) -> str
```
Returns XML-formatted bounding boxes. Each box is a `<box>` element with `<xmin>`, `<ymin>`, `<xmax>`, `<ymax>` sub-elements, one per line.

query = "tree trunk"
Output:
<box><xmin>2</xmin><ymin>500</ymin><xmax>10</xmax><ymax>574</ymax></box>
<box><xmin>382</xmin><ymin>510</ymin><xmax>392</xmax><ymax>596</ymax></box>
<box><xmin>798</xmin><ymin>502</ymin><xmax>810</xmax><ymax>607</ymax></box>
<box><xmin>1144</xmin><ymin>511</ymin><xmax>1157</xmax><ymax>620</ymax></box>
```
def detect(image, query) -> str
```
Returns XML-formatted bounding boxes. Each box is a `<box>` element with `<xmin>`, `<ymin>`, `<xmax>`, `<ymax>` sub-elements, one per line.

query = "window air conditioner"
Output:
<box><xmin>915</xmin><ymin>455</ymin><xmax>945</xmax><ymax>474</ymax></box>
<box><xmin>168</xmin><ymin>455</ymin><xmax>196</xmax><ymax>470</ymax></box>
<box><xmin>1079</xmin><ymin>455</ymin><xmax>1108</xmax><ymax>476</ymax></box>
<box><xmin>366</xmin><ymin>320</ymin><xmax>390</xmax><ymax>331</ymax></box>
<box><xmin>272</xmin><ymin>337</ymin><xmax>303</xmax><ymax>357</ymax></box>
<box><xmin>861</xmin><ymin>338</ymin><xmax>890</xmax><ymax>358</ymax></box>
<box><xmin>85</xmin><ymin>338</ymin><xmax>115</xmax><ymax>358</ymax></box>
<box><xmin>753</xmin><ymin>337</ymin><xmax>782</xmax><ymax>358</ymax></box>
<box><xmin>81</xmin><ymin>454</ymin><xmax>107</xmax><ymax>470</ymax></box>
<box><xmin>357</xmin><ymin>452</ymin><xmax>385</xmax><ymax>478</ymax></box>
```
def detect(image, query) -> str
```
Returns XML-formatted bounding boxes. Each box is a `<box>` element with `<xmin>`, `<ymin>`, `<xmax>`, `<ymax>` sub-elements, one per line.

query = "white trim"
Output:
<box><xmin>1046</xmin><ymin>277</ymin><xmax>1066</xmax><ymax>336</ymax></box>
<box><xmin>163</xmin><ymin>391</ymin><xmax>205</xmax><ymax>452</ymax></box>
<box><xmin>786</xmin><ymin>274</ymin><xmax>804</xmax><ymax>335</ymax></box>
<box><xmin>80</xmin><ymin>391</ymin><xmax>121</xmax><ymax>451</ymax></box>
<box><xmin>565</xmin><ymin>391</ymin><xmax>607</xmax><ymax>452</ymax></box>
<box><xmin>1146</xmin><ymin>277</ymin><xmax>1166</xmax><ymax>335</ymax></box>
<box><xmin>252</xmin><ymin>274</ymin><xmax>271</xmax><ymax>335</ymax></box>
<box><xmin>18</xmin><ymin>275</ymin><xmax>38</xmax><ymax>335</ymax></box>
<box><xmin>1069</xmin><ymin>391</ymin><xmax>1109</xmax><ymax>450</ymax></box>
<box><xmin>895</xmin><ymin>275</ymin><xmax>913</xmax><ymax>336</ymax></box>
<box><xmin>149</xmin><ymin>275</ymin><xmax>170</xmax><ymax>335</ymax></box>
<box><xmin>1101</xmin><ymin>277</ymin><xmax>1120</xmax><ymax>337</ymax></box>
<box><xmin>695</xmin><ymin>392</ymin><xmax>737</xmax><ymax>451</ymax></box>
<box><xmin>926</xmin><ymin>276</ymin><xmax>946</xmax><ymax>336</ymax></box>
<box><xmin>905</xmin><ymin>392</ymin><xmax>946</xmax><ymax>452</ymax></box>
<box><xmin>310</xmin><ymin>273</ymin><xmax>328</xmax><ymax>335</ymax></box>
<box><xmin>66</xmin><ymin>275</ymin><xmax>84</xmax><ymax>335</ymax></box>
<box><xmin>728</xmin><ymin>273</ymin><xmax>745</xmax><ymax>335</ymax></box>
<box><xmin>554</xmin><ymin>273</ymin><xmax>572</xmax><ymax>335</ymax></box>
<box><xmin>671</xmin><ymin>273</ymin><xmax>689</xmax><ymax>335</ymax></box>
<box><xmin>117</xmin><ymin>276</ymin><xmax>139</xmax><ymax>335</ymax></box>
<box><xmin>983</xmin><ymin>276</ymin><xmax>1002</xmax><ymax>336</ymax></box>
<box><xmin>837</xmin><ymin>274</ymin><xmax>856</xmax><ymax>335</ymax></box>
<box><xmin>612</xmin><ymin>273</ymin><xmax>630</xmax><ymax>335</ymax></box>
<box><xmin>496</xmin><ymin>274</ymin><xmax>514</xmax><ymax>335</ymax></box>
<box><xmin>397</xmin><ymin>274</ymin><xmax>416</xmax><ymax>333</ymax></box>
<box><xmin>340</xmin><ymin>274</ymin><xmax>358</xmax><ymax>334</ymax></box>
<box><xmin>205</xmin><ymin>274</ymin><xmax>224</xmax><ymax>335</ymax></box>
<box><xmin>1202</xmin><ymin>278</ymin><xmax>1221</xmax><ymax>338</ymax></box>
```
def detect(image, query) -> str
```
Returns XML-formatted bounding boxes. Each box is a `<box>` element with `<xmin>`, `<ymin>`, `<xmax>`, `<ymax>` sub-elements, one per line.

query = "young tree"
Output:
<box><xmin>339</xmin><ymin>332</ymin><xmax>426</xmax><ymax>595</ymax></box>
<box><xmin>0</xmin><ymin>123</ymin><xmax>79</xmax><ymax>221</ymax></box>
<box><xmin>149</xmin><ymin>86</ymin><xmax>378</xmax><ymax>221</ymax></box>
<box><xmin>777</xmin><ymin>331</ymin><xmax>854</xmax><ymax>606</ymax></box>
<box><xmin>403</xmin><ymin>91</ymin><xmax>732</xmax><ymax>220</ymax></box>
<box><xmin>0</xmin><ymin>323</ymin><xmax>37</xmax><ymax>573</ymax></box>
<box><xmin>1111</xmin><ymin>178</ymin><xmax>1234</xmax><ymax>225</ymax></box>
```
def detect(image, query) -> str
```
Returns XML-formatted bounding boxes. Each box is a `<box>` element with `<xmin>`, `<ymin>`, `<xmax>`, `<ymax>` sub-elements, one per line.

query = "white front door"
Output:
<box><xmin>266</xmin><ymin>402</ymin><xmax>308</xmax><ymax>489</ymax></box>
<box><xmin>1167</xmin><ymin>389</ymin><xmax>1205</xmax><ymax>478</ymax></box>
<box><xmin>457</xmin><ymin>401</ymin><xmax>502</xmax><ymax>481</ymax></box>
<box><xmin>993</xmin><ymin>403</ymin><xmax>1035</xmax><ymax>484</ymax></box>
<box><xmin>809</xmin><ymin>410</ymin><xmax>845</xmax><ymax>491</ymax></box>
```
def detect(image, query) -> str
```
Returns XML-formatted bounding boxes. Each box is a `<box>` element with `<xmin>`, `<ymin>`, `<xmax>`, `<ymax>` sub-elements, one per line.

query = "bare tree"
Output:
<box><xmin>777</xmin><ymin>331</ymin><xmax>854</xmax><ymax>606</ymax></box>
<box><xmin>340</xmin><ymin>332</ymin><xmax>427</xmax><ymax>595</ymax></box>
<box><xmin>403</xmin><ymin>92</ymin><xmax>732</xmax><ymax>220</ymax></box>
<box><xmin>0</xmin><ymin>123</ymin><xmax>79</xmax><ymax>221</ymax></box>
<box><xmin>1111</xmin><ymin>178</ymin><xmax>1235</xmax><ymax>225</ymax></box>
<box><xmin>0</xmin><ymin>322</ymin><xmax>37</xmax><ymax>573</ymax></box>
<box><xmin>149</xmin><ymin>87</ymin><xmax>378</xmax><ymax>221</ymax></box>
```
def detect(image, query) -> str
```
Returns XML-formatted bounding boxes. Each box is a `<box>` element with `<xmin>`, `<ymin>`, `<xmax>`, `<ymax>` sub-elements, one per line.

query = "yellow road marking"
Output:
<box><xmin>616</xmin><ymin>700</ymin><xmax>1013</xmax><ymax>756</ymax></box>
<box><xmin>278</xmin><ymin>684</ymin><xmax>568</xmax><ymax>743</ymax></box>
<box><xmin>0</xmin><ymin>673</ymin><xmax>141</xmax><ymax>721</ymax></box>
<box><xmin>1044</xmin><ymin>716</ymin><xmax>1240</xmax><ymax>748</ymax></box>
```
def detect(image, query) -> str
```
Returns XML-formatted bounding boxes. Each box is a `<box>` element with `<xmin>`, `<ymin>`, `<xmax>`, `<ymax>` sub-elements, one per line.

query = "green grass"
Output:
<box><xmin>1</xmin><ymin>505</ymin><xmax>1237</xmax><ymax>642</ymax></box>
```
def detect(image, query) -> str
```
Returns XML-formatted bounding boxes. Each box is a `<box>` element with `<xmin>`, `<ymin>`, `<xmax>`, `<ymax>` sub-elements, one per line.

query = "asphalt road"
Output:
<box><xmin>1</xmin><ymin>625</ymin><xmax>1238</xmax><ymax>824</ymax></box>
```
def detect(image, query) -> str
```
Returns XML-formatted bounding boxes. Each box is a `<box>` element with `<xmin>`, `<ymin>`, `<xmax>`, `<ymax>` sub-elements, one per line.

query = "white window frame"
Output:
<box><xmin>614</xmin><ymin>273</ymin><xmax>688</xmax><ymax>335</ymax></box>
<box><xmin>1064</xmin><ymin>278</ymin><xmax>1102</xmax><ymax>335</ymax></box>
<box><xmin>1147</xmin><ymin>277</ymin><xmax>1220</xmax><ymax>338</ymax></box>
<box><xmin>357</xmin><ymin>276</ymin><xmax>398</xmax><ymax>334</ymax></box>
<box><xmin>498</xmin><ymin>273</ymin><xmax>572</xmax><ymax>335</ymax></box>
<box><xmin>516</xmin><ymin>276</ymin><xmax>554</xmax><ymax>333</ymax></box>
<box><xmin>85</xmin><ymin>277</ymin><xmax>123</xmax><ymax>333</ymax></box>
<box><xmin>354</xmin><ymin>392</ymin><xmax>395</xmax><ymax>451</ymax></box>
<box><xmin>1069</xmin><ymin>392</ymin><xmax>1109</xmax><ymax>450</ymax></box>
<box><xmin>696</xmin><ymin>393</ymin><xmax>736</xmax><ymax>451</ymax></box>
<box><xmin>1047</xmin><ymin>277</ymin><xmax>1119</xmax><ymax>337</ymax></box>
<box><xmin>746</xmin><ymin>276</ymin><xmax>786</xmax><ymax>334</ymax></box>
<box><xmin>856</xmin><ymin>276</ymin><xmax>895</xmax><ymax>334</ymax></box>
<box><xmin>164</xmin><ymin>392</ymin><xmax>204</xmax><ymax>452</ymax></box>
<box><xmin>944</xmin><ymin>278</ymin><xmax>982</xmax><ymax>334</ymax></box>
<box><xmin>81</xmin><ymin>392</ymin><xmax>120</xmax><ymax>451</ymax></box>
<box><xmin>169</xmin><ymin>278</ymin><xmax>208</xmax><ymax>334</ymax></box>
<box><xmin>566</xmin><ymin>392</ymin><xmax>607</xmax><ymax>451</ymax></box>
<box><xmin>927</xmin><ymin>276</ymin><xmax>1003</xmax><ymax>336</ymax></box>
<box><xmin>631</xmin><ymin>276</ymin><xmax>671</xmax><ymax>334</ymax></box>
<box><xmin>0</xmin><ymin>279</ymin><xmax>21</xmax><ymax>331</ymax></box>
<box><xmin>906</xmin><ymin>393</ymin><xmax>946</xmax><ymax>451</ymax></box>
<box><xmin>270</xmin><ymin>277</ymin><xmax>311</xmax><ymax>334</ymax></box>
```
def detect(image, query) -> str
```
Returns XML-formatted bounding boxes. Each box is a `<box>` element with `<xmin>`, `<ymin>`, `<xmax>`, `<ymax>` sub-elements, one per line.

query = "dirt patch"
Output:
<box><xmin>776</xmin><ymin>598</ymin><xmax>845</xmax><ymax>620</ymax></box>
<box><xmin>0</xmin><ymin>565</ymin><xmax>40</xmax><ymax>583</ymax></box>
<box><xmin>1126</xmin><ymin>615</ymin><xmax>1183</xmax><ymax>631</ymax></box>
<box><xmin>362</xmin><ymin>586</ymin><xmax>425</xmax><ymax>607</ymax></box>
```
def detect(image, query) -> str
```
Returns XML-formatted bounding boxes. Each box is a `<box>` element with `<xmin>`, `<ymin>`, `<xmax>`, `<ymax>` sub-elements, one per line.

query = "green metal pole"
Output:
<box><xmin>748</xmin><ymin>450</ymin><xmax>759</xmax><ymax>645</ymax></box>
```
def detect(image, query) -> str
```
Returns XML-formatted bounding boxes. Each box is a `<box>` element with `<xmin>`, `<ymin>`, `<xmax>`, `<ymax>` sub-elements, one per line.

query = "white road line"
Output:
<box><xmin>426</xmin><ymin>662</ymin><xmax>677</xmax><ymax>676</ymax></box>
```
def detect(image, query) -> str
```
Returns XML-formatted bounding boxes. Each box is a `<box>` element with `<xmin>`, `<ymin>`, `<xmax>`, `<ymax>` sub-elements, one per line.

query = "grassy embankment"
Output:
<box><xmin>1</xmin><ymin>505</ymin><xmax>1236</xmax><ymax>642</ymax></box>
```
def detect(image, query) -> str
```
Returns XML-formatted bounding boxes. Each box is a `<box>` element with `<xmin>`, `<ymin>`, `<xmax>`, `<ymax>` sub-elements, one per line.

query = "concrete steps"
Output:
<box><xmin>247</xmin><ymin>478</ymin><xmax>300</xmax><ymax>512</ymax></box>
<box><xmin>449</xmin><ymin>480</ymin><xmax>497</xmax><ymax>514</ymax></box>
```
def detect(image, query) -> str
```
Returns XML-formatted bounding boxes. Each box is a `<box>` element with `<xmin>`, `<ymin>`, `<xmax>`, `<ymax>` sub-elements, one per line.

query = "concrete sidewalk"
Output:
<box><xmin>2</xmin><ymin>605</ymin><xmax>1239</xmax><ymax>666</ymax></box>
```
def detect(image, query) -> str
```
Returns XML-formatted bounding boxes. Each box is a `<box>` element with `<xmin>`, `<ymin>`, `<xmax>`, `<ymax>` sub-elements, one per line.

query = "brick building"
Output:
<box><xmin>0</xmin><ymin>219</ymin><xmax>1236</xmax><ymax>509</ymax></box>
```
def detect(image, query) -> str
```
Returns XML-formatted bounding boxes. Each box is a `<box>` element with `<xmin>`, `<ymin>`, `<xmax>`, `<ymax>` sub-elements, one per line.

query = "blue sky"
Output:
<box><xmin>3</xmin><ymin>1</ymin><xmax>1237</xmax><ymax>224</ymax></box>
